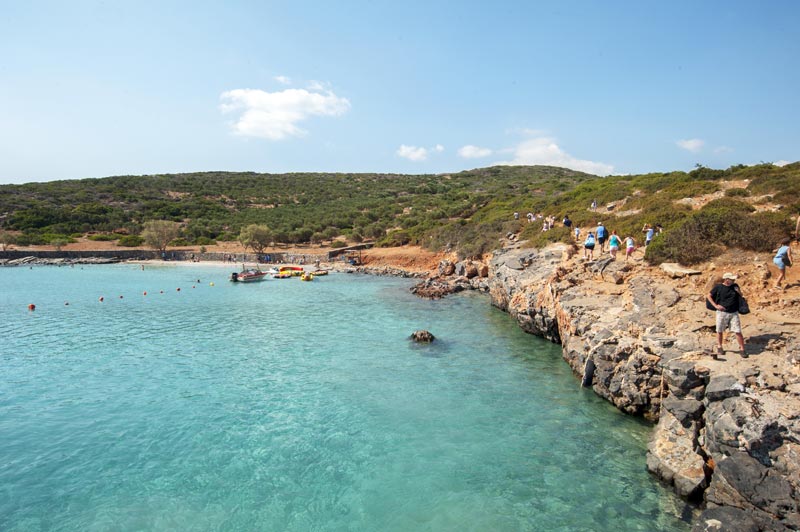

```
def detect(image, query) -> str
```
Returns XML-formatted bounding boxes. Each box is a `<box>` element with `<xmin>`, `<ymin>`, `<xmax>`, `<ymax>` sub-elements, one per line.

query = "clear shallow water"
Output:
<box><xmin>1</xmin><ymin>264</ymin><xmax>693</xmax><ymax>531</ymax></box>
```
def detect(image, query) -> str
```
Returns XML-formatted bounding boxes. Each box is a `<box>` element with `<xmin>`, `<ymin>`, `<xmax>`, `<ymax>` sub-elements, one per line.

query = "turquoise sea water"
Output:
<box><xmin>1</xmin><ymin>264</ymin><xmax>693</xmax><ymax>531</ymax></box>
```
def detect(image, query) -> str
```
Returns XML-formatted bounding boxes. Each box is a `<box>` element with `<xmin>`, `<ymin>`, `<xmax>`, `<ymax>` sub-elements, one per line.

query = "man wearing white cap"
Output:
<box><xmin>707</xmin><ymin>272</ymin><xmax>747</xmax><ymax>358</ymax></box>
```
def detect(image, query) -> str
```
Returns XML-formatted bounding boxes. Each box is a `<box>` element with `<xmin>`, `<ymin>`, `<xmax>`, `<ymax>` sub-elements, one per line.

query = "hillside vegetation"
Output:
<box><xmin>0</xmin><ymin>162</ymin><xmax>797</xmax><ymax>264</ymax></box>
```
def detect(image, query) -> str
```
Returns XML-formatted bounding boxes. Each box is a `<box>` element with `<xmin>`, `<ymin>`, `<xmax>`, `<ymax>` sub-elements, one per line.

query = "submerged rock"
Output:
<box><xmin>410</xmin><ymin>330</ymin><xmax>435</xmax><ymax>343</ymax></box>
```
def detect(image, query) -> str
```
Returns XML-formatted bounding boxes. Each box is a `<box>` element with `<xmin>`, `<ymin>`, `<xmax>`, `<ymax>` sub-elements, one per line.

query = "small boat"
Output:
<box><xmin>272</xmin><ymin>272</ymin><xmax>292</xmax><ymax>279</ymax></box>
<box><xmin>279</xmin><ymin>266</ymin><xmax>305</xmax><ymax>277</ymax></box>
<box><xmin>311</xmin><ymin>269</ymin><xmax>329</xmax><ymax>276</ymax></box>
<box><xmin>230</xmin><ymin>266</ymin><xmax>269</xmax><ymax>283</ymax></box>
<box><xmin>300</xmin><ymin>272</ymin><xmax>314</xmax><ymax>281</ymax></box>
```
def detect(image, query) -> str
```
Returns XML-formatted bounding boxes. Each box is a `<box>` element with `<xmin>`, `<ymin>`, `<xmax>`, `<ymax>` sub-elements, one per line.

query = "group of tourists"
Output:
<box><xmin>581</xmin><ymin>221</ymin><xmax>654</xmax><ymax>262</ymax></box>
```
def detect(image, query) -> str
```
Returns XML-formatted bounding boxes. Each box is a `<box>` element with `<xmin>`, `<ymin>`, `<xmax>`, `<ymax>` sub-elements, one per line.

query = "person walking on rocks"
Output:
<box><xmin>624</xmin><ymin>235</ymin><xmax>636</xmax><ymax>262</ymax></box>
<box><xmin>773</xmin><ymin>237</ymin><xmax>793</xmax><ymax>288</ymax></box>
<box><xmin>608</xmin><ymin>230</ymin><xmax>621</xmax><ymax>260</ymax></box>
<box><xmin>707</xmin><ymin>272</ymin><xmax>747</xmax><ymax>359</ymax></box>
<box><xmin>583</xmin><ymin>232</ymin><xmax>596</xmax><ymax>260</ymax></box>
<box><xmin>596</xmin><ymin>222</ymin><xmax>607</xmax><ymax>253</ymax></box>
<box><xmin>643</xmin><ymin>223</ymin><xmax>655</xmax><ymax>247</ymax></box>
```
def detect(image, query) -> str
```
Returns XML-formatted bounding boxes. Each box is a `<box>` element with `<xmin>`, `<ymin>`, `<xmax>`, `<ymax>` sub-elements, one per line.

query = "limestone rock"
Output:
<box><xmin>705</xmin><ymin>452</ymin><xmax>798</xmax><ymax>521</ymax></box>
<box><xmin>661</xmin><ymin>263</ymin><xmax>703</xmax><ymax>278</ymax></box>
<box><xmin>647</xmin><ymin>408</ymin><xmax>708</xmax><ymax>499</ymax></box>
<box><xmin>438</xmin><ymin>260</ymin><xmax>455</xmax><ymax>276</ymax></box>
<box><xmin>705</xmin><ymin>375</ymin><xmax>745</xmax><ymax>402</ymax></box>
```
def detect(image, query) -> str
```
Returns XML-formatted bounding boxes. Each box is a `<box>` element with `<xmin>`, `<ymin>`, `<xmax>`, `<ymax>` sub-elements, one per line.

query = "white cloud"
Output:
<box><xmin>676</xmin><ymin>138</ymin><xmax>705</xmax><ymax>153</ymax></box>
<box><xmin>274</xmin><ymin>75</ymin><xmax>291</xmax><ymax>85</ymax></box>
<box><xmin>433</xmin><ymin>144</ymin><xmax>444</xmax><ymax>152</ymax></box>
<box><xmin>458</xmin><ymin>145</ymin><xmax>493</xmax><ymax>159</ymax></box>
<box><xmin>220</xmin><ymin>87</ymin><xmax>350</xmax><ymax>140</ymax></box>
<box><xmin>396</xmin><ymin>145</ymin><xmax>430</xmax><ymax>162</ymax></box>
<box><xmin>494</xmin><ymin>137</ymin><xmax>613</xmax><ymax>175</ymax></box>
<box><xmin>774</xmin><ymin>160</ymin><xmax>791</xmax><ymax>167</ymax></box>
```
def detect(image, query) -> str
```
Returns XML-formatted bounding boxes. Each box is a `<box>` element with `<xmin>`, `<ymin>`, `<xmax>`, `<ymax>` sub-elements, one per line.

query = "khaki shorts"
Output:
<box><xmin>716</xmin><ymin>311</ymin><xmax>741</xmax><ymax>334</ymax></box>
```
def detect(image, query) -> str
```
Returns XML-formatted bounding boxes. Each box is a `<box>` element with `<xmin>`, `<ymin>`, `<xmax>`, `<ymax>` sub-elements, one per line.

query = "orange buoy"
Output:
<box><xmin>28</xmin><ymin>304</ymin><xmax>35</xmax><ymax>311</ymax></box>
<box><xmin>143</xmin><ymin>291</ymin><xmax>147</xmax><ymax>296</ymax></box>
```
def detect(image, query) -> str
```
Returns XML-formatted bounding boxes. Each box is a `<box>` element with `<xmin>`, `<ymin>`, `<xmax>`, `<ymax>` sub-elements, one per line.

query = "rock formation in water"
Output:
<box><xmin>410</xmin><ymin>330</ymin><xmax>436</xmax><ymax>343</ymax></box>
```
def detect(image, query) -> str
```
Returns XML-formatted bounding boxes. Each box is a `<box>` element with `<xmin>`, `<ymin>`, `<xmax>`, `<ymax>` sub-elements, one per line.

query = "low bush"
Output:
<box><xmin>644</xmin><ymin>201</ymin><xmax>789</xmax><ymax>265</ymax></box>
<box><xmin>15</xmin><ymin>233</ymin><xmax>47</xmax><ymax>246</ymax></box>
<box><xmin>88</xmin><ymin>233</ymin><xmax>119</xmax><ymax>241</ymax></box>
<box><xmin>377</xmin><ymin>230</ymin><xmax>411</xmax><ymax>247</ymax></box>
<box><xmin>725</xmin><ymin>188</ymin><xmax>750</xmax><ymax>198</ymax></box>
<box><xmin>330</xmin><ymin>240</ymin><xmax>347</xmax><ymax>248</ymax></box>
<box><xmin>117</xmin><ymin>235</ymin><xmax>144</xmax><ymax>247</ymax></box>
<box><xmin>42</xmin><ymin>233</ymin><xmax>75</xmax><ymax>245</ymax></box>
<box><xmin>194</xmin><ymin>236</ymin><xmax>216</xmax><ymax>245</ymax></box>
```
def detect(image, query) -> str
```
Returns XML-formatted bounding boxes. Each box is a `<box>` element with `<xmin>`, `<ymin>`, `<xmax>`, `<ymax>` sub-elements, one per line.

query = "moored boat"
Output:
<box><xmin>230</xmin><ymin>266</ymin><xmax>268</xmax><ymax>283</ymax></box>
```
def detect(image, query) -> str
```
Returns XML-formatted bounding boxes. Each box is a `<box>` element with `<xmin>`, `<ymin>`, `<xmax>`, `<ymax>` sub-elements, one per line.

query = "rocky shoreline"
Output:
<box><xmin>416</xmin><ymin>244</ymin><xmax>800</xmax><ymax>531</ymax></box>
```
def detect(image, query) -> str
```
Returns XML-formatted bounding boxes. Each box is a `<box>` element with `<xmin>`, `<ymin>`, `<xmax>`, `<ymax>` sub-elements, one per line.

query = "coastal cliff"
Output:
<box><xmin>476</xmin><ymin>244</ymin><xmax>799</xmax><ymax>530</ymax></box>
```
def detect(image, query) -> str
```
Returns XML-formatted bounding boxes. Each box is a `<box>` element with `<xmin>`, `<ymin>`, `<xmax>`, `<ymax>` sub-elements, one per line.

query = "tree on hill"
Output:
<box><xmin>142</xmin><ymin>220</ymin><xmax>181</xmax><ymax>255</ymax></box>
<box><xmin>238</xmin><ymin>224</ymin><xmax>272</xmax><ymax>254</ymax></box>
<box><xmin>0</xmin><ymin>230</ymin><xmax>15</xmax><ymax>251</ymax></box>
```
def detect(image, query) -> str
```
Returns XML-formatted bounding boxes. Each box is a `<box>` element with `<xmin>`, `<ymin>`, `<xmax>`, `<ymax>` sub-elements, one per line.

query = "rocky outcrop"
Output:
<box><xmin>435</xmin><ymin>242</ymin><xmax>800</xmax><ymax>531</ymax></box>
<box><xmin>410</xmin><ymin>330</ymin><xmax>435</xmax><ymax>343</ymax></box>
<box><xmin>410</xmin><ymin>259</ymin><xmax>490</xmax><ymax>298</ymax></box>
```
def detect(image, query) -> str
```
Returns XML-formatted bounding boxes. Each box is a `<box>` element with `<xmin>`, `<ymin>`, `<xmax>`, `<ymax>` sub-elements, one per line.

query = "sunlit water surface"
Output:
<box><xmin>1</xmin><ymin>264</ymin><xmax>694</xmax><ymax>531</ymax></box>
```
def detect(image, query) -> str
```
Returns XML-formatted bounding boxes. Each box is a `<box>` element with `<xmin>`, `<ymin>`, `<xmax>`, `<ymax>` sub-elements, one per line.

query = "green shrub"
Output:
<box><xmin>88</xmin><ymin>233</ymin><xmax>119</xmax><ymax>241</ymax></box>
<box><xmin>169</xmin><ymin>238</ymin><xmax>190</xmax><ymax>247</ymax></box>
<box><xmin>117</xmin><ymin>235</ymin><xmax>144</xmax><ymax>247</ymax></box>
<box><xmin>724</xmin><ymin>188</ymin><xmax>750</xmax><ymax>198</ymax></box>
<box><xmin>42</xmin><ymin>233</ymin><xmax>75</xmax><ymax>244</ymax></box>
<box><xmin>194</xmin><ymin>236</ymin><xmax>216</xmax><ymax>245</ymax></box>
<box><xmin>377</xmin><ymin>230</ymin><xmax>411</xmax><ymax>247</ymax></box>
<box><xmin>644</xmin><ymin>202</ymin><xmax>789</xmax><ymax>265</ymax></box>
<box><xmin>15</xmin><ymin>233</ymin><xmax>47</xmax><ymax>246</ymax></box>
<box><xmin>330</xmin><ymin>240</ymin><xmax>347</xmax><ymax>248</ymax></box>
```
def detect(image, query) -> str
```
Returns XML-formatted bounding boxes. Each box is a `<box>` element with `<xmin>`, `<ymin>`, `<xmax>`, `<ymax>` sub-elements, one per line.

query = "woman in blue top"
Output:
<box><xmin>773</xmin><ymin>237</ymin><xmax>793</xmax><ymax>288</ymax></box>
<box><xmin>583</xmin><ymin>232</ymin><xmax>596</xmax><ymax>260</ymax></box>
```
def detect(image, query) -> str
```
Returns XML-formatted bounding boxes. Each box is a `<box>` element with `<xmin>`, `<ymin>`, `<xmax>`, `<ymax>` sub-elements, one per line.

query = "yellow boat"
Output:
<box><xmin>279</xmin><ymin>266</ymin><xmax>305</xmax><ymax>277</ymax></box>
<box><xmin>300</xmin><ymin>272</ymin><xmax>314</xmax><ymax>281</ymax></box>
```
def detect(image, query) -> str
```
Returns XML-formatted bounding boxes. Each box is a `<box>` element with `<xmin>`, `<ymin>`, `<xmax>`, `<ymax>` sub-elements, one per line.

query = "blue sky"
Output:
<box><xmin>1</xmin><ymin>1</ymin><xmax>798</xmax><ymax>184</ymax></box>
